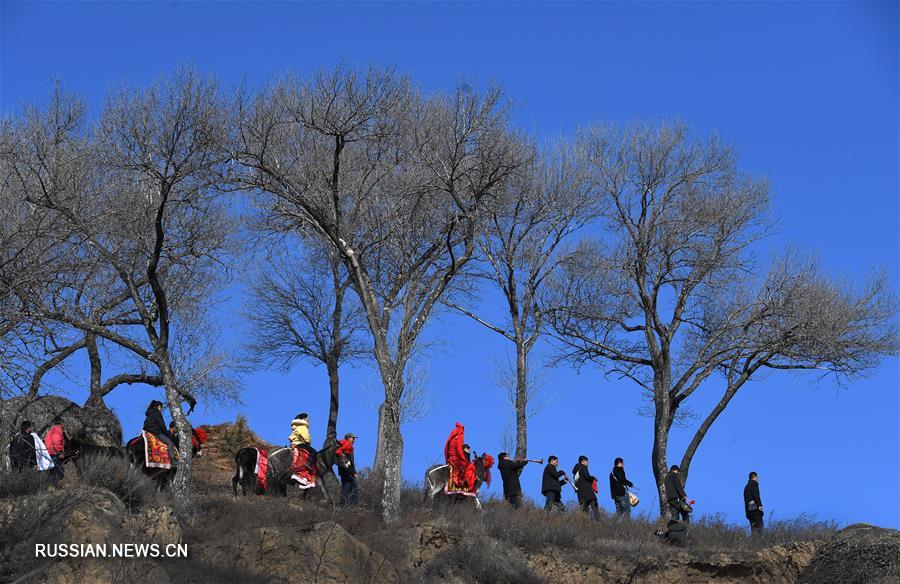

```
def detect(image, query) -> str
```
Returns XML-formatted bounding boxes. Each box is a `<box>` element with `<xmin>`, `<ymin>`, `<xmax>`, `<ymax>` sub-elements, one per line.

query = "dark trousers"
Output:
<box><xmin>668</xmin><ymin>499</ymin><xmax>690</xmax><ymax>522</ymax></box>
<box><xmin>613</xmin><ymin>494</ymin><xmax>631</xmax><ymax>517</ymax></box>
<box><xmin>505</xmin><ymin>492</ymin><xmax>522</xmax><ymax>509</ymax></box>
<box><xmin>580</xmin><ymin>498</ymin><xmax>600</xmax><ymax>520</ymax></box>
<box><xmin>747</xmin><ymin>511</ymin><xmax>764</xmax><ymax>533</ymax></box>
<box><xmin>543</xmin><ymin>491</ymin><xmax>564</xmax><ymax>512</ymax></box>
<box><xmin>340</xmin><ymin>479</ymin><xmax>358</xmax><ymax>506</ymax></box>
<box><xmin>160</xmin><ymin>434</ymin><xmax>178</xmax><ymax>460</ymax></box>
<box><xmin>48</xmin><ymin>454</ymin><xmax>64</xmax><ymax>484</ymax></box>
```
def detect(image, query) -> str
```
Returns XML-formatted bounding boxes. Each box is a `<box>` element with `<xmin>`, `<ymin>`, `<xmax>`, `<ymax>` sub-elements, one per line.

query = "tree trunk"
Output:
<box><xmin>326</xmin><ymin>358</ymin><xmax>340</xmax><ymax>442</ymax></box>
<box><xmin>372</xmin><ymin>401</ymin><xmax>388</xmax><ymax>482</ymax></box>
<box><xmin>370</xmin><ymin>360</ymin><xmax>406</xmax><ymax>524</ymax></box>
<box><xmin>86</xmin><ymin>334</ymin><xmax>102</xmax><ymax>399</ymax></box>
<box><xmin>159</xmin><ymin>358</ymin><xmax>192</xmax><ymax>509</ymax></box>
<box><xmin>378</xmin><ymin>398</ymin><xmax>404</xmax><ymax>524</ymax></box>
<box><xmin>651</xmin><ymin>412</ymin><xmax>671</xmax><ymax>518</ymax></box>
<box><xmin>514</xmin><ymin>341</ymin><xmax>528</xmax><ymax>459</ymax></box>
<box><xmin>679</xmin><ymin>384</ymin><xmax>740</xmax><ymax>485</ymax></box>
<box><xmin>651</xmin><ymin>364</ymin><xmax>673</xmax><ymax>518</ymax></box>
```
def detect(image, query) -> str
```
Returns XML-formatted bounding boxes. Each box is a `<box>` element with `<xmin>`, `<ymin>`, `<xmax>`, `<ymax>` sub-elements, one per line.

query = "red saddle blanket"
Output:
<box><xmin>141</xmin><ymin>431</ymin><xmax>172</xmax><ymax>469</ymax></box>
<box><xmin>289</xmin><ymin>447</ymin><xmax>317</xmax><ymax>490</ymax></box>
<box><xmin>254</xmin><ymin>448</ymin><xmax>269</xmax><ymax>492</ymax></box>
<box><xmin>444</xmin><ymin>465</ymin><xmax>478</xmax><ymax>497</ymax></box>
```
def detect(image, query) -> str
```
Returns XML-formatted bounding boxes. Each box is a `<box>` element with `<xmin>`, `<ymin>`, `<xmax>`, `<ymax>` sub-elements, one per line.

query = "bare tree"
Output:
<box><xmin>236</xmin><ymin>66</ymin><xmax>525</xmax><ymax>522</ymax></box>
<box><xmin>0</xmin><ymin>140</ymin><xmax>70</xmax><ymax>398</ymax></box>
<box><xmin>244</xmin><ymin>236</ymin><xmax>368</xmax><ymax>440</ymax></box>
<box><xmin>445</xmin><ymin>142</ymin><xmax>594</xmax><ymax>458</ymax></box>
<box><xmin>491</xmin><ymin>352</ymin><xmax>549</xmax><ymax>423</ymax></box>
<box><xmin>1</xmin><ymin>73</ymin><xmax>237</xmax><ymax>506</ymax></box>
<box><xmin>545</xmin><ymin>121</ymin><xmax>899</xmax><ymax>516</ymax></box>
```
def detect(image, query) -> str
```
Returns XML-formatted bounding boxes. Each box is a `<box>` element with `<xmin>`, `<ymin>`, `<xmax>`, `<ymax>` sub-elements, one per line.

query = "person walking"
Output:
<box><xmin>744</xmin><ymin>471</ymin><xmax>764</xmax><ymax>533</ymax></box>
<box><xmin>609</xmin><ymin>457</ymin><xmax>634</xmax><ymax>517</ymax></box>
<box><xmin>497</xmin><ymin>452</ymin><xmax>530</xmax><ymax>509</ymax></box>
<box><xmin>44</xmin><ymin>418</ymin><xmax>66</xmax><ymax>484</ymax></box>
<box><xmin>573</xmin><ymin>455</ymin><xmax>600</xmax><ymax>520</ymax></box>
<box><xmin>9</xmin><ymin>420</ymin><xmax>37</xmax><ymax>471</ymax></box>
<box><xmin>541</xmin><ymin>456</ymin><xmax>567</xmax><ymax>512</ymax></box>
<box><xmin>335</xmin><ymin>433</ymin><xmax>359</xmax><ymax>506</ymax></box>
<box><xmin>664</xmin><ymin>465</ymin><xmax>690</xmax><ymax>522</ymax></box>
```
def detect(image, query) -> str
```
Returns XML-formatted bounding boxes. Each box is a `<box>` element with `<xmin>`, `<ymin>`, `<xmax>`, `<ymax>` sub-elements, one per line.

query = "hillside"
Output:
<box><xmin>1</xmin><ymin>421</ymin><xmax>897</xmax><ymax>584</ymax></box>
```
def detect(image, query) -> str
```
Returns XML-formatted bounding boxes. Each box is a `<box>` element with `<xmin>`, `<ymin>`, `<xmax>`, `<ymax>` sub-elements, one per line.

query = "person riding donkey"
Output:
<box><xmin>143</xmin><ymin>400</ymin><xmax>177</xmax><ymax>462</ymax></box>
<box><xmin>288</xmin><ymin>413</ymin><xmax>318</xmax><ymax>489</ymax></box>
<box><xmin>444</xmin><ymin>422</ymin><xmax>477</xmax><ymax>493</ymax></box>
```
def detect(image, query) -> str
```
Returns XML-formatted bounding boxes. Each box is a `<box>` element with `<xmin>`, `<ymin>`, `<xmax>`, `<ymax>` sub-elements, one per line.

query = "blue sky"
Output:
<box><xmin>2</xmin><ymin>2</ymin><xmax>898</xmax><ymax>528</ymax></box>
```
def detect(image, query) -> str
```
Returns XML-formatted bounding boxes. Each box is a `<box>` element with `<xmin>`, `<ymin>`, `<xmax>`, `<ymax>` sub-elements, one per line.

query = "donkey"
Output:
<box><xmin>122</xmin><ymin>431</ymin><xmax>203</xmax><ymax>488</ymax></box>
<box><xmin>233</xmin><ymin>438</ymin><xmax>339</xmax><ymax>500</ymax></box>
<box><xmin>125</xmin><ymin>435</ymin><xmax>176</xmax><ymax>487</ymax></box>
<box><xmin>424</xmin><ymin>452</ymin><xmax>493</xmax><ymax>510</ymax></box>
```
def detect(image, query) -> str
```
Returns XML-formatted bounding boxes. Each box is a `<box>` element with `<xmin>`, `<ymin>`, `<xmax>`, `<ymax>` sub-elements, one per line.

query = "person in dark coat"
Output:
<box><xmin>744</xmin><ymin>471</ymin><xmax>764</xmax><ymax>533</ymax></box>
<box><xmin>573</xmin><ymin>456</ymin><xmax>600</xmax><ymax>519</ymax></box>
<box><xmin>9</xmin><ymin>420</ymin><xmax>37</xmax><ymax>471</ymax></box>
<box><xmin>497</xmin><ymin>452</ymin><xmax>529</xmax><ymax>509</ymax></box>
<box><xmin>541</xmin><ymin>456</ymin><xmax>567</xmax><ymax>512</ymax></box>
<box><xmin>664</xmin><ymin>465</ymin><xmax>690</xmax><ymax>522</ymax></box>
<box><xmin>143</xmin><ymin>400</ymin><xmax>177</xmax><ymax>459</ymax></box>
<box><xmin>609</xmin><ymin>457</ymin><xmax>635</xmax><ymax>517</ymax></box>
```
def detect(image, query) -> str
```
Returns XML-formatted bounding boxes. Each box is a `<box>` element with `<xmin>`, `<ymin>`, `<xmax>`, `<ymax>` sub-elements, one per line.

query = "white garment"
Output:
<box><xmin>31</xmin><ymin>432</ymin><xmax>55</xmax><ymax>471</ymax></box>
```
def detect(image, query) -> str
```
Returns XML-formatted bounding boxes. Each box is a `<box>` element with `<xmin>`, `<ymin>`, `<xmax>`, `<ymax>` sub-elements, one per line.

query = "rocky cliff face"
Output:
<box><xmin>0</xmin><ymin>395</ymin><xmax>123</xmax><ymax>451</ymax></box>
<box><xmin>0</xmin><ymin>486</ymin><xmax>180</xmax><ymax>584</ymax></box>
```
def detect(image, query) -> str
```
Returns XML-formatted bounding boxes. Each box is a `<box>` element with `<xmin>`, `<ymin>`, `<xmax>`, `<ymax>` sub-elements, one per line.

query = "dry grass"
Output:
<box><xmin>0</xmin><ymin>468</ymin><xmax>51</xmax><ymax>498</ymax></box>
<box><xmin>76</xmin><ymin>454</ymin><xmax>167</xmax><ymax>511</ymax></box>
<box><xmin>185</xmin><ymin>469</ymin><xmax>836</xmax><ymax>574</ymax></box>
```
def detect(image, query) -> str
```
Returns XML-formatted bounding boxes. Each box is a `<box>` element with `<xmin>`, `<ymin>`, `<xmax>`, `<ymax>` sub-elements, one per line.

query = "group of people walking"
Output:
<box><xmin>499</xmin><ymin>454</ymin><xmax>637</xmax><ymax>518</ymax></box>
<box><xmin>499</xmin><ymin>452</ymin><xmax>765</xmax><ymax>533</ymax></box>
<box><xmin>7</xmin><ymin>418</ymin><xmax>65</xmax><ymax>484</ymax></box>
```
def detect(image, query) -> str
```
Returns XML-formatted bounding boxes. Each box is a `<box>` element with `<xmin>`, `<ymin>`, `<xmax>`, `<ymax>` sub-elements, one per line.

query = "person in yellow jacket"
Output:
<box><xmin>288</xmin><ymin>413</ymin><xmax>317</xmax><ymax>487</ymax></box>
<box><xmin>289</xmin><ymin>413</ymin><xmax>311</xmax><ymax>447</ymax></box>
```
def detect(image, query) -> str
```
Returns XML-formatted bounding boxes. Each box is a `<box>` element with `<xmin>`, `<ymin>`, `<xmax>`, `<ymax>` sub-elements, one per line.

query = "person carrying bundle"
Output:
<box><xmin>609</xmin><ymin>457</ymin><xmax>635</xmax><ymax>517</ymax></box>
<box><xmin>744</xmin><ymin>471</ymin><xmax>764</xmax><ymax>533</ymax></box>
<box><xmin>573</xmin><ymin>455</ymin><xmax>600</xmax><ymax>520</ymax></box>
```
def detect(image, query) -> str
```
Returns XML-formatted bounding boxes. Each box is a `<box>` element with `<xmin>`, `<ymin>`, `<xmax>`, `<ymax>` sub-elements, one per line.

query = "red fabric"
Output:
<box><xmin>256</xmin><ymin>448</ymin><xmax>269</xmax><ymax>492</ymax></box>
<box><xmin>482</xmin><ymin>454</ymin><xmax>495</xmax><ymax>487</ymax></box>
<box><xmin>592</xmin><ymin>479</ymin><xmax>599</xmax><ymax>494</ymax></box>
<box><xmin>44</xmin><ymin>425</ymin><xmax>64</xmax><ymax>456</ymax></box>
<box><xmin>192</xmin><ymin>427</ymin><xmax>207</xmax><ymax>450</ymax></box>
<box><xmin>290</xmin><ymin>447</ymin><xmax>317</xmax><ymax>489</ymax></box>
<box><xmin>444</xmin><ymin>423</ymin><xmax>476</xmax><ymax>492</ymax></box>
<box><xmin>335</xmin><ymin>439</ymin><xmax>354</xmax><ymax>458</ymax></box>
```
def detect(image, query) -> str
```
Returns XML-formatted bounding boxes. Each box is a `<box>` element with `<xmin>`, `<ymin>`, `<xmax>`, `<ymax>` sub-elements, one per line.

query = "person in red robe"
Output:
<box><xmin>444</xmin><ymin>422</ymin><xmax>477</xmax><ymax>492</ymax></box>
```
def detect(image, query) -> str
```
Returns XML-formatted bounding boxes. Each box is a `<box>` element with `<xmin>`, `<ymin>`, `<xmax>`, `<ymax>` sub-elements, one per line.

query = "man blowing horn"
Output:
<box><xmin>497</xmin><ymin>452</ymin><xmax>543</xmax><ymax>508</ymax></box>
